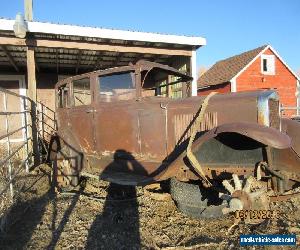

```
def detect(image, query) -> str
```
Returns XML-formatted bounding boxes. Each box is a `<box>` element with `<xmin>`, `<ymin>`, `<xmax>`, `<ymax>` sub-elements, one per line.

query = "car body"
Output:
<box><xmin>50</xmin><ymin>60</ymin><xmax>300</xmax><ymax>196</ymax></box>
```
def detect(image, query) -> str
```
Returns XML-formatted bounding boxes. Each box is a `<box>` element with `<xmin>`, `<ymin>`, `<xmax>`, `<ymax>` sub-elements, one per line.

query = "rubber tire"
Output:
<box><xmin>170</xmin><ymin>178</ymin><xmax>227</xmax><ymax>219</ymax></box>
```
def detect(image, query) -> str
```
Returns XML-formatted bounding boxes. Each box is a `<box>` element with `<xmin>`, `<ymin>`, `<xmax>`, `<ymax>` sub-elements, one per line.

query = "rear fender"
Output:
<box><xmin>48</xmin><ymin>127</ymin><xmax>83</xmax><ymax>162</ymax></box>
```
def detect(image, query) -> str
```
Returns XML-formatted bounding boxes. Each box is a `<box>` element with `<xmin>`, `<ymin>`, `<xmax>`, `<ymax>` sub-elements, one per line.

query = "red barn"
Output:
<box><xmin>197</xmin><ymin>45</ymin><xmax>300</xmax><ymax>117</ymax></box>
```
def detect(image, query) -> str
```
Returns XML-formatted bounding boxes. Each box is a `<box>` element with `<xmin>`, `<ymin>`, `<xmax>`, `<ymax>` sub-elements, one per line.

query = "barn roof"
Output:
<box><xmin>197</xmin><ymin>45</ymin><xmax>268</xmax><ymax>88</ymax></box>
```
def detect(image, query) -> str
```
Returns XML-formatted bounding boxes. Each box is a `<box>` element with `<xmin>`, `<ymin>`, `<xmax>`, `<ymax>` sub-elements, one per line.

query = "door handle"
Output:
<box><xmin>86</xmin><ymin>109</ymin><xmax>97</xmax><ymax>113</ymax></box>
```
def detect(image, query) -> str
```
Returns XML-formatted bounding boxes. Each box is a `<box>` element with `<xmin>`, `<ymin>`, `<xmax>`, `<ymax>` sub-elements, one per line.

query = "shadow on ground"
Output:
<box><xmin>85</xmin><ymin>149</ymin><xmax>146</xmax><ymax>249</ymax></box>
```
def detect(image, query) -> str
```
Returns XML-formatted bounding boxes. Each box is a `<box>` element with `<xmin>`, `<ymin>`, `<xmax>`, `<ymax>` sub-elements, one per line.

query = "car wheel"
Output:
<box><xmin>170</xmin><ymin>178</ymin><xmax>227</xmax><ymax>219</ymax></box>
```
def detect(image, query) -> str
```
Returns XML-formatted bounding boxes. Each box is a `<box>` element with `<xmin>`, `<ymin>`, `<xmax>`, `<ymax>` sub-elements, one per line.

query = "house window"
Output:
<box><xmin>263</xmin><ymin>59</ymin><xmax>268</xmax><ymax>72</ymax></box>
<box><xmin>261</xmin><ymin>55</ymin><xmax>275</xmax><ymax>75</ymax></box>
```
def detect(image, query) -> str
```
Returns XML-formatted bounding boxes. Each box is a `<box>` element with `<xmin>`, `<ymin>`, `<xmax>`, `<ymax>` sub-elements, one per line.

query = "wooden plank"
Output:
<box><xmin>0</xmin><ymin>37</ymin><xmax>26</xmax><ymax>46</ymax></box>
<box><xmin>0</xmin><ymin>45</ymin><xmax>19</xmax><ymax>72</ymax></box>
<box><xmin>0</xmin><ymin>37</ymin><xmax>192</xmax><ymax>56</ymax></box>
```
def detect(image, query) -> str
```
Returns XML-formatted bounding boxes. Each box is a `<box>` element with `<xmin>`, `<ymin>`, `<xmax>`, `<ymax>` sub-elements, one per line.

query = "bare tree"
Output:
<box><xmin>296</xmin><ymin>68</ymin><xmax>300</xmax><ymax>78</ymax></box>
<box><xmin>197</xmin><ymin>66</ymin><xmax>207</xmax><ymax>78</ymax></box>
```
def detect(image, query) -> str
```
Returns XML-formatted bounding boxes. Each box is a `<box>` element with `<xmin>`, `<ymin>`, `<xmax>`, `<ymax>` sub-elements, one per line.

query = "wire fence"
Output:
<box><xmin>0</xmin><ymin>85</ymin><xmax>56</xmax><ymax>232</ymax></box>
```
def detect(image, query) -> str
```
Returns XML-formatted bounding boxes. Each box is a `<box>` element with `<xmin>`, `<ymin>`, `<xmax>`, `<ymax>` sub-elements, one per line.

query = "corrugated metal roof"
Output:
<box><xmin>0</xmin><ymin>18</ymin><xmax>206</xmax><ymax>47</ymax></box>
<box><xmin>0</xmin><ymin>17</ymin><xmax>203</xmax><ymax>73</ymax></box>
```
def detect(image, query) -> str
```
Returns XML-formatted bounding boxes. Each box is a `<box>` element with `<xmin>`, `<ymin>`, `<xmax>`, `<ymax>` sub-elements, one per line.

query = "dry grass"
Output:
<box><xmin>0</xmin><ymin>143</ymin><xmax>29</xmax><ymax>233</ymax></box>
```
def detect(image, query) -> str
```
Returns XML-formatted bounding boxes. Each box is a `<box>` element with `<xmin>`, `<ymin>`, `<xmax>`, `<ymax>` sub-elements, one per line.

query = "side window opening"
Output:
<box><xmin>99</xmin><ymin>72</ymin><xmax>136</xmax><ymax>102</ymax></box>
<box><xmin>57</xmin><ymin>84</ymin><xmax>70</xmax><ymax>108</ymax></box>
<box><xmin>73</xmin><ymin>77</ymin><xmax>91</xmax><ymax>106</ymax></box>
<box><xmin>141</xmin><ymin>68</ymin><xmax>189</xmax><ymax>98</ymax></box>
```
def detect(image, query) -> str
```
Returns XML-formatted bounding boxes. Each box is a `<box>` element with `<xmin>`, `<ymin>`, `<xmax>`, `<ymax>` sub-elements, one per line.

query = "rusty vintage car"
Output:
<box><xmin>49</xmin><ymin>60</ymin><xmax>300</xmax><ymax>220</ymax></box>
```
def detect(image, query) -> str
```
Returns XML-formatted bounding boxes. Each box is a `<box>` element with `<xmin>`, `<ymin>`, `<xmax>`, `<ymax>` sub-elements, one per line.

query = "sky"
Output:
<box><xmin>1</xmin><ymin>0</ymin><xmax>300</xmax><ymax>74</ymax></box>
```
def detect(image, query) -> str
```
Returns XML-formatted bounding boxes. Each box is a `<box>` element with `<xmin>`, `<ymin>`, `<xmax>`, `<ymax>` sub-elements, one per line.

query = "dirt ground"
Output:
<box><xmin>0</xmin><ymin>164</ymin><xmax>299</xmax><ymax>250</ymax></box>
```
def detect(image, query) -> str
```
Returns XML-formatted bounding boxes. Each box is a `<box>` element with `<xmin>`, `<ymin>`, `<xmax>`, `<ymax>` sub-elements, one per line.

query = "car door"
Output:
<box><xmin>68</xmin><ymin>76</ymin><xmax>95</xmax><ymax>153</ymax></box>
<box><xmin>94</xmin><ymin>71</ymin><xmax>140</xmax><ymax>154</ymax></box>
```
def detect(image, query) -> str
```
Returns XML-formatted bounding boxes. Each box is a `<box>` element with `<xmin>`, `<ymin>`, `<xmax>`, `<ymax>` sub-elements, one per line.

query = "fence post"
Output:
<box><xmin>23</xmin><ymin>97</ymin><xmax>30</xmax><ymax>172</ymax></box>
<box><xmin>3</xmin><ymin>93</ymin><xmax>13</xmax><ymax>198</ymax></box>
<box><xmin>41</xmin><ymin>103</ymin><xmax>45</xmax><ymax>142</ymax></box>
<box><xmin>29</xmin><ymin>99</ymin><xmax>40</xmax><ymax>167</ymax></box>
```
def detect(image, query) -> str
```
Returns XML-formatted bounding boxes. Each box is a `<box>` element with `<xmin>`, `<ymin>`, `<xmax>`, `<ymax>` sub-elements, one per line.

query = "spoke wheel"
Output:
<box><xmin>220</xmin><ymin>174</ymin><xmax>270</xmax><ymax>225</ymax></box>
<box><xmin>53</xmin><ymin>152</ymin><xmax>79</xmax><ymax>192</ymax></box>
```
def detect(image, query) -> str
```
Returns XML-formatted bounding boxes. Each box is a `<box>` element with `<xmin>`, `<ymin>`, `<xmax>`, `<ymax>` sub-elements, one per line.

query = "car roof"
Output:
<box><xmin>55</xmin><ymin>60</ymin><xmax>193</xmax><ymax>88</ymax></box>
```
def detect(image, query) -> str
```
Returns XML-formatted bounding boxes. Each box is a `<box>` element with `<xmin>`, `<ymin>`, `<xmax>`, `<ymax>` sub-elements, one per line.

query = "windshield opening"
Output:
<box><xmin>99</xmin><ymin>71</ymin><xmax>136</xmax><ymax>102</ymax></box>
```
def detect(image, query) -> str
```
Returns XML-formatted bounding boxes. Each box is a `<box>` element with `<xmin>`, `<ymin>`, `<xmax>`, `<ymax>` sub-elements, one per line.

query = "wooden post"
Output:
<box><xmin>27</xmin><ymin>47</ymin><xmax>36</xmax><ymax>102</ymax></box>
<box><xmin>26</xmin><ymin>46</ymin><xmax>40</xmax><ymax>167</ymax></box>
<box><xmin>190</xmin><ymin>50</ymin><xmax>197</xmax><ymax>96</ymax></box>
<box><xmin>24</xmin><ymin>0</ymin><xmax>33</xmax><ymax>21</ymax></box>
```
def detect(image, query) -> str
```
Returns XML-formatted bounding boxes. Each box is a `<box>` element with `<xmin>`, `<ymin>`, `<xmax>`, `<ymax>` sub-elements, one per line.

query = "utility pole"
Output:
<box><xmin>24</xmin><ymin>0</ymin><xmax>33</xmax><ymax>21</ymax></box>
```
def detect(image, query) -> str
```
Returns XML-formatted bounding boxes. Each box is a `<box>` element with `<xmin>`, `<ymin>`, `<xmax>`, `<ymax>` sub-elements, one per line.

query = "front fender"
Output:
<box><xmin>191</xmin><ymin>122</ymin><xmax>291</xmax><ymax>153</ymax></box>
<box><xmin>158</xmin><ymin>122</ymin><xmax>291</xmax><ymax>180</ymax></box>
<box><xmin>281</xmin><ymin>118</ymin><xmax>300</xmax><ymax>155</ymax></box>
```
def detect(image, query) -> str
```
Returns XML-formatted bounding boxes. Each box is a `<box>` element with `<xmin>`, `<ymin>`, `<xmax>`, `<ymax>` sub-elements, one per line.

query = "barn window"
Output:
<box><xmin>263</xmin><ymin>59</ymin><xmax>268</xmax><ymax>72</ymax></box>
<box><xmin>261</xmin><ymin>55</ymin><xmax>275</xmax><ymax>75</ymax></box>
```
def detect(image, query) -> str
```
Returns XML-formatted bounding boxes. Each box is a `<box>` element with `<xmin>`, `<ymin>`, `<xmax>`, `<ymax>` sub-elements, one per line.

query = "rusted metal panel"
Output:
<box><xmin>138</xmin><ymin>103</ymin><xmax>166</xmax><ymax>159</ymax></box>
<box><xmin>68</xmin><ymin>106</ymin><xmax>95</xmax><ymax>153</ymax></box>
<box><xmin>94</xmin><ymin>102</ymin><xmax>140</xmax><ymax>154</ymax></box>
<box><xmin>172</xmin><ymin>112</ymin><xmax>217</xmax><ymax>145</ymax></box>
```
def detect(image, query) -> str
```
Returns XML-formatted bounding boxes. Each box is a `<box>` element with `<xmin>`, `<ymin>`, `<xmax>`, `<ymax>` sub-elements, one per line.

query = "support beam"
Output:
<box><xmin>190</xmin><ymin>50</ymin><xmax>197</xmax><ymax>96</ymax></box>
<box><xmin>134</xmin><ymin>54</ymin><xmax>145</xmax><ymax>63</ymax></box>
<box><xmin>114</xmin><ymin>53</ymin><xmax>122</xmax><ymax>65</ymax></box>
<box><xmin>26</xmin><ymin>46</ymin><xmax>40</xmax><ymax>167</ymax></box>
<box><xmin>24</xmin><ymin>0</ymin><xmax>33</xmax><ymax>21</ymax></box>
<box><xmin>56</xmin><ymin>49</ymin><xmax>59</xmax><ymax>74</ymax></box>
<box><xmin>94</xmin><ymin>52</ymin><xmax>102</xmax><ymax>70</ymax></box>
<box><xmin>0</xmin><ymin>45</ymin><xmax>19</xmax><ymax>72</ymax></box>
<box><xmin>35</xmin><ymin>55</ymin><xmax>40</xmax><ymax>73</ymax></box>
<box><xmin>0</xmin><ymin>37</ymin><xmax>193</xmax><ymax>57</ymax></box>
<box><xmin>26</xmin><ymin>46</ymin><xmax>37</xmax><ymax>102</ymax></box>
<box><xmin>153</xmin><ymin>54</ymin><xmax>161</xmax><ymax>63</ymax></box>
<box><xmin>75</xmin><ymin>50</ymin><xmax>82</xmax><ymax>74</ymax></box>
